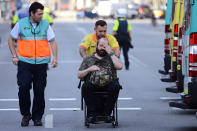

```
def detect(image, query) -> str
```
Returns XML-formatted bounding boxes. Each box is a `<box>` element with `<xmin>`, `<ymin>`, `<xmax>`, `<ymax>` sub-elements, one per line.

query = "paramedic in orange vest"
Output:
<box><xmin>79</xmin><ymin>20</ymin><xmax>120</xmax><ymax>58</ymax></box>
<box><xmin>8</xmin><ymin>2</ymin><xmax>58</xmax><ymax>127</ymax></box>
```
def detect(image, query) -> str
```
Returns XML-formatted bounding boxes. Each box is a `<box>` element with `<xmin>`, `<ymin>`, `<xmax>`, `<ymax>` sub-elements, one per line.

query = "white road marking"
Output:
<box><xmin>0</xmin><ymin>60</ymin><xmax>81</xmax><ymax>65</ymax></box>
<box><xmin>49</xmin><ymin>107</ymin><xmax>142</xmax><ymax>111</ymax></box>
<box><xmin>129</xmin><ymin>54</ymin><xmax>148</xmax><ymax>67</ymax></box>
<box><xmin>49</xmin><ymin>108</ymin><xmax>80</xmax><ymax>111</ymax></box>
<box><xmin>118</xmin><ymin>98</ymin><xmax>133</xmax><ymax>100</ymax></box>
<box><xmin>0</xmin><ymin>99</ymin><xmax>18</xmax><ymax>101</ymax></box>
<box><xmin>160</xmin><ymin>97</ymin><xmax>181</xmax><ymax>100</ymax></box>
<box><xmin>49</xmin><ymin>98</ymin><xmax>77</xmax><ymax>101</ymax></box>
<box><xmin>0</xmin><ymin>97</ymin><xmax>133</xmax><ymax>102</ymax></box>
<box><xmin>118</xmin><ymin>107</ymin><xmax>142</xmax><ymax>110</ymax></box>
<box><xmin>45</xmin><ymin>114</ymin><xmax>53</xmax><ymax>128</ymax></box>
<box><xmin>0</xmin><ymin>108</ymin><xmax>19</xmax><ymax>111</ymax></box>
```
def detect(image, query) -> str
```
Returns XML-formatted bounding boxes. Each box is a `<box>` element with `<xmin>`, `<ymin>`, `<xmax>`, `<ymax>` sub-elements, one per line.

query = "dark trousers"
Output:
<box><xmin>82</xmin><ymin>80</ymin><xmax>120</xmax><ymax>116</ymax></box>
<box><xmin>120</xmin><ymin>45</ymin><xmax>130</xmax><ymax>68</ymax></box>
<box><xmin>17</xmin><ymin>61</ymin><xmax>48</xmax><ymax>120</ymax></box>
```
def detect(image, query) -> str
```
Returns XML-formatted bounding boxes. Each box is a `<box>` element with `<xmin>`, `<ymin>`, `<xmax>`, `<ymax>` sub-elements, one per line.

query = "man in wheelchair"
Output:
<box><xmin>78</xmin><ymin>38</ymin><xmax>123</xmax><ymax>123</ymax></box>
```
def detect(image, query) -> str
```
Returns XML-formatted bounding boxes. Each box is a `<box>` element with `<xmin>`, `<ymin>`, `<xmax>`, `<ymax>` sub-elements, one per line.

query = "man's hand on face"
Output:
<box><xmin>103</xmin><ymin>42</ymin><xmax>111</xmax><ymax>54</ymax></box>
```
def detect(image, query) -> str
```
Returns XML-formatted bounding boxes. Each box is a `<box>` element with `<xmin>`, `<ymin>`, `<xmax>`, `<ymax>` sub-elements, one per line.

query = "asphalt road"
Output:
<box><xmin>0</xmin><ymin>19</ymin><xmax>197</xmax><ymax>131</ymax></box>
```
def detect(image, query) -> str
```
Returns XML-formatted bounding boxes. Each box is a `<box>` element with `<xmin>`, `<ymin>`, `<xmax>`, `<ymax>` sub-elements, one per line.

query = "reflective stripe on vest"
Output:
<box><xmin>17</xmin><ymin>17</ymin><xmax>50</xmax><ymax>64</ymax></box>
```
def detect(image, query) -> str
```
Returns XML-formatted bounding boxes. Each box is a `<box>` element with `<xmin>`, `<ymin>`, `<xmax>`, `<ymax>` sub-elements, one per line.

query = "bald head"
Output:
<box><xmin>97</xmin><ymin>38</ymin><xmax>109</xmax><ymax>46</ymax></box>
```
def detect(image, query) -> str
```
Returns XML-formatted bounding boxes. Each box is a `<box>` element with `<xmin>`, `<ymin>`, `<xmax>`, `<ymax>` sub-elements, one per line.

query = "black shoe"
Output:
<box><xmin>105</xmin><ymin>115</ymin><xmax>111</xmax><ymax>123</ymax></box>
<box><xmin>21</xmin><ymin>115</ymin><xmax>31</xmax><ymax>127</ymax></box>
<box><xmin>33</xmin><ymin>120</ymin><xmax>43</xmax><ymax>126</ymax></box>
<box><xmin>125</xmin><ymin>65</ymin><xmax>129</xmax><ymax>70</ymax></box>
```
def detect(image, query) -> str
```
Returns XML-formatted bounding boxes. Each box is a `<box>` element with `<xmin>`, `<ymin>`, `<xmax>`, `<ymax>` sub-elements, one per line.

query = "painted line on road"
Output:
<box><xmin>160</xmin><ymin>97</ymin><xmax>181</xmax><ymax>100</ymax></box>
<box><xmin>0</xmin><ymin>60</ymin><xmax>82</xmax><ymax>65</ymax></box>
<box><xmin>0</xmin><ymin>99</ymin><xmax>18</xmax><ymax>101</ymax></box>
<box><xmin>129</xmin><ymin>54</ymin><xmax>148</xmax><ymax>67</ymax></box>
<box><xmin>49</xmin><ymin>97</ymin><xmax>133</xmax><ymax>101</ymax></box>
<box><xmin>118</xmin><ymin>97</ymin><xmax>133</xmax><ymax>100</ymax></box>
<box><xmin>0</xmin><ymin>108</ymin><xmax>19</xmax><ymax>111</ymax></box>
<box><xmin>45</xmin><ymin>114</ymin><xmax>53</xmax><ymax>128</ymax></box>
<box><xmin>49</xmin><ymin>98</ymin><xmax>77</xmax><ymax>101</ymax></box>
<box><xmin>49</xmin><ymin>108</ymin><xmax>80</xmax><ymax>111</ymax></box>
<box><xmin>118</xmin><ymin>107</ymin><xmax>142</xmax><ymax>110</ymax></box>
<box><xmin>0</xmin><ymin>97</ymin><xmax>133</xmax><ymax>102</ymax></box>
<box><xmin>49</xmin><ymin>107</ymin><xmax>142</xmax><ymax>111</ymax></box>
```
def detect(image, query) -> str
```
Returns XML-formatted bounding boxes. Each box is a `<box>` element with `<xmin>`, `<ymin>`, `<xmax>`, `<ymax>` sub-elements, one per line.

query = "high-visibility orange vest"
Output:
<box><xmin>17</xmin><ymin>17</ymin><xmax>51</xmax><ymax>64</ymax></box>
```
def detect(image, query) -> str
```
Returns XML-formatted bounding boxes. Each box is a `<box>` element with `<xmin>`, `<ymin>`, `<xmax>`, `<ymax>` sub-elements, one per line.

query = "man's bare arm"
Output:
<box><xmin>79</xmin><ymin>47</ymin><xmax>87</xmax><ymax>59</ymax></box>
<box><xmin>8</xmin><ymin>36</ymin><xmax>18</xmax><ymax>65</ymax></box>
<box><xmin>78</xmin><ymin>65</ymin><xmax>100</xmax><ymax>79</ymax></box>
<box><xmin>50</xmin><ymin>40</ymin><xmax>58</xmax><ymax>68</ymax></box>
<box><xmin>113</xmin><ymin>47</ymin><xmax>120</xmax><ymax>58</ymax></box>
<box><xmin>8</xmin><ymin>36</ymin><xmax>17</xmax><ymax>56</ymax></box>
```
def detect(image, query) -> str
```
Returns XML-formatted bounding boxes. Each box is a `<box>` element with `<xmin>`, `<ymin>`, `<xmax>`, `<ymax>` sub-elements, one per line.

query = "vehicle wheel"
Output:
<box><xmin>112</xmin><ymin>121</ymin><xmax>116</xmax><ymax>128</ymax></box>
<box><xmin>115</xmin><ymin>121</ymin><xmax>118</xmax><ymax>126</ymax></box>
<box><xmin>85</xmin><ymin>122</ymin><xmax>90</xmax><ymax>128</ymax></box>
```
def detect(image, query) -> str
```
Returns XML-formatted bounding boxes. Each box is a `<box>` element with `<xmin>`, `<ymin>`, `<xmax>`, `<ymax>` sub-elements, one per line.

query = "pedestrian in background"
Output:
<box><xmin>112</xmin><ymin>8</ymin><xmax>133</xmax><ymax>70</ymax></box>
<box><xmin>43</xmin><ymin>6</ymin><xmax>53</xmax><ymax>26</ymax></box>
<box><xmin>8</xmin><ymin>2</ymin><xmax>58</xmax><ymax>127</ymax></box>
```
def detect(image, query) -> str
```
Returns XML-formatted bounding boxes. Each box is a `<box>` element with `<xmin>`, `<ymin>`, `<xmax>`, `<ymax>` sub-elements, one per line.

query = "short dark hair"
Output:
<box><xmin>95</xmin><ymin>20</ymin><xmax>107</xmax><ymax>27</ymax></box>
<box><xmin>29</xmin><ymin>2</ymin><xmax>44</xmax><ymax>16</ymax></box>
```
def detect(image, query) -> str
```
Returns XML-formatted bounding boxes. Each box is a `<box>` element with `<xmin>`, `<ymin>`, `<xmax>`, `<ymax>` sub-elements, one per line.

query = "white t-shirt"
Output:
<box><xmin>10</xmin><ymin>22</ymin><xmax>55</xmax><ymax>41</ymax></box>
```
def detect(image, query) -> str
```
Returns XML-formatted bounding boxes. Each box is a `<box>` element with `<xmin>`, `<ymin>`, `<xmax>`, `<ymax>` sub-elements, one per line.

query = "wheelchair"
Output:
<box><xmin>78</xmin><ymin>78</ymin><xmax>121</xmax><ymax>128</ymax></box>
<box><xmin>81</xmin><ymin>91</ymin><xmax>118</xmax><ymax>128</ymax></box>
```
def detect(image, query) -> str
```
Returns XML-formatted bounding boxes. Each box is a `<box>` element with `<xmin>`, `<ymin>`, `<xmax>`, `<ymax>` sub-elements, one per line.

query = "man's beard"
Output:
<box><xmin>96</xmin><ymin>48</ymin><xmax>107</xmax><ymax>57</ymax></box>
